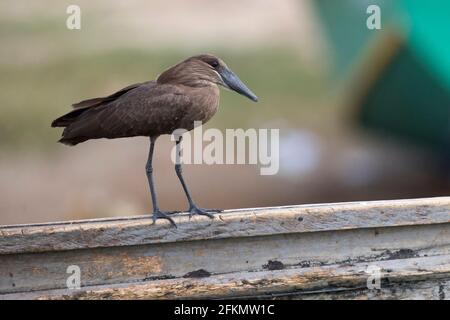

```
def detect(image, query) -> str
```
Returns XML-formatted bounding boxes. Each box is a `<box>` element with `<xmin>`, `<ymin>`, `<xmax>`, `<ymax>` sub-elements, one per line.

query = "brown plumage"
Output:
<box><xmin>52</xmin><ymin>54</ymin><xmax>257</xmax><ymax>227</ymax></box>
<box><xmin>52</xmin><ymin>54</ymin><xmax>256</xmax><ymax>145</ymax></box>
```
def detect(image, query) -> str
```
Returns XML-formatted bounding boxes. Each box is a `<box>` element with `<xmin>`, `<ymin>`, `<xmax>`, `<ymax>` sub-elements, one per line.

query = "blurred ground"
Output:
<box><xmin>0</xmin><ymin>0</ymin><xmax>448</xmax><ymax>224</ymax></box>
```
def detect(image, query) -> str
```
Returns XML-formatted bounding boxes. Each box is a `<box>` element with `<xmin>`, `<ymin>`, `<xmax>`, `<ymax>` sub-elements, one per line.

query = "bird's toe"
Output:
<box><xmin>188</xmin><ymin>206</ymin><xmax>220</xmax><ymax>219</ymax></box>
<box><xmin>152</xmin><ymin>210</ymin><xmax>177</xmax><ymax>228</ymax></box>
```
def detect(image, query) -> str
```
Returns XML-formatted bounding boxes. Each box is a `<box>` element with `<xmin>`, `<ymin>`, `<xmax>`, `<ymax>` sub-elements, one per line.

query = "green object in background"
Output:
<box><xmin>360</xmin><ymin>45</ymin><xmax>450</xmax><ymax>151</ymax></box>
<box><xmin>313</xmin><ymin>0</ymin><xmax>450</xmax><ymax>152</ymax></box>
<box><xmin>404</xmin><ymin>0</ymin><xmax>450</xmax><ymax>92</ymax></box>
<box><xmin>314</xmin><ymin>0</ymin><xmax>399</xmax><ymax>76</ymax></box>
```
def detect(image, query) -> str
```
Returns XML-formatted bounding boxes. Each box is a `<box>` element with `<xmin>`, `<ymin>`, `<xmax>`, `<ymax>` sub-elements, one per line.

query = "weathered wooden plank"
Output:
<box><xmin>1</xmin><ymin>197</ymin><xmax>450</xmax><ymax>300</ymax></box>
<box><xmin>1</xmin><ymin>222</ymin><xmax>449</xmax><ymax>294</ymax></box>
<box><xmin>287</xmin><ymin>279</ymin><xmax>450</xmax><ymax>300</ymax></box>
<box><xmin>1</xmin><ymin>197</ymin><xmax>449</xmax><ymax>255</ymax></box>
<box><xmin>3</xmin><ymin>255</ymin><xmax>449</xmax><ymax>300</ymax></box>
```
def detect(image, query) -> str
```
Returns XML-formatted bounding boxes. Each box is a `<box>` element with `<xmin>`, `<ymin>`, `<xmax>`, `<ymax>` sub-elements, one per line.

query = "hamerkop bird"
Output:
<box><xmin>52</xmin><ymin>54</ymin><xmax>258</xmax><ymax>227</ymax></box>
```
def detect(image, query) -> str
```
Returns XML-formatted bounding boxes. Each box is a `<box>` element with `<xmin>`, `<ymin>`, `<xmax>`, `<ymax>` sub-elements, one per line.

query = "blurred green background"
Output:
<box><xmin>0</xmin><ymin>0</ymin><xmax>449</xmax><ymax>224</ymax></box>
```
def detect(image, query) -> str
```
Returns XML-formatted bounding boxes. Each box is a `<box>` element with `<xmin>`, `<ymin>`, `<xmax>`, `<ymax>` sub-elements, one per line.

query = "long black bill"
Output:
<box><xmin>220</xmin><ymin>68</ymin><xmax>258</xmax><ymax>102</ymax></box>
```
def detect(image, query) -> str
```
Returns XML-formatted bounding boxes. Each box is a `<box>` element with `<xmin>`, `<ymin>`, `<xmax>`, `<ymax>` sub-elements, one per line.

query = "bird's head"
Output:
<box><xmin>157</xmin><ymin>54</ymin><xmax>258</xmax><ymax>102</ymax></box>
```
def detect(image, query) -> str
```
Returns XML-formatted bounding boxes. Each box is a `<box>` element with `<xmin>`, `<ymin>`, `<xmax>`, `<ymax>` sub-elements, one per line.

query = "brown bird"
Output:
<box><xmin>52</xmin><ymin>54</ymin><xmax>258</xmax><ymax>227</ymax></box>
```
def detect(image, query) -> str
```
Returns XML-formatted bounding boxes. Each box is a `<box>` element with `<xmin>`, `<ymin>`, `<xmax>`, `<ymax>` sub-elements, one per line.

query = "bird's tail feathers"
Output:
<box><xmin>58</xmin><ymin>136</ymin><xmax>88</xmax><ymax>146</ymax></box>
<box><xmin>51</xmin><ymin>107</ymin><xmax>90</xmax><ymax>128</ymax></box>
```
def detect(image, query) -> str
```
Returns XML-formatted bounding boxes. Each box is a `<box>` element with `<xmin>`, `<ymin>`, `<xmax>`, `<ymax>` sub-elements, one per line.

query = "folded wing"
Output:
<box><xmin>51</xmin><ymin>81</ymin><xmax>191</xmax><ymax>145</ymax></box>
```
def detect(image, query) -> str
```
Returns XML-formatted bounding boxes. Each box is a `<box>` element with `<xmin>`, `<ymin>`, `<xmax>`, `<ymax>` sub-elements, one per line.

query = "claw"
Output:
<box><xmin>188</xmin><ymin>206</ymin><xmax>221</xmax><ymax>219</ymax></box>
<box><xmin>152</xmin><ymin>210</ymin><xmax>177</xmax><ymax>228</ymax></box>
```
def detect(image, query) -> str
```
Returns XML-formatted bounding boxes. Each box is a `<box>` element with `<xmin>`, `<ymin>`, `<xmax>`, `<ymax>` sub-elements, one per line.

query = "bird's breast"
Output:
<box><xmin>180</xmin><ymin>86</ymin><xmax>220</xmax><ymax>130</ymax></box>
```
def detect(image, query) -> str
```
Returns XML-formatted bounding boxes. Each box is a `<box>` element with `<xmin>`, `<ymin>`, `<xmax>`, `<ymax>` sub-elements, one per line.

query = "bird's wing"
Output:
<box><xmin>71</xmin><ymin>82</ymin><xmax>145</xmax><ymax>109</ymax></box>
<box><xmin>52</xmin><ymin>81</ymin><xmax>155</xmax><ymax>128</ymax></box>
<box><xmin>60</xmin><ymin>83</ymin><xmax>191</xmax><ymax>143</ymax></box>
<box><xmin>95</xmin><ymin>84</ymin><xmax>191</xmax><ymax>137</ymax></box>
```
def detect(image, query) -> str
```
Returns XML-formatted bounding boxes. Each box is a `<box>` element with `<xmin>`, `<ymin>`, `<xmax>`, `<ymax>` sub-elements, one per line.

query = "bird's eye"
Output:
<box><xmin>210</xmin><ymin>60</ymin><xmax>219</xmax><ymax>68</ymax></box>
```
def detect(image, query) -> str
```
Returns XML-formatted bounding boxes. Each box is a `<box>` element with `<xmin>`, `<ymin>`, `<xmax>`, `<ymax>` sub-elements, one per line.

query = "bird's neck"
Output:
<box><xmin>157</xmin><ymin>64</ymin><xmax>220</xmax><ymax>89</ymax></box>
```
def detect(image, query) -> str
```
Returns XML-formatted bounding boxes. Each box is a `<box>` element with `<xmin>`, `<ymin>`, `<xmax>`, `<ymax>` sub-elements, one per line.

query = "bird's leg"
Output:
<box><xmin>174</xmin><ymin>137</ymin><xmax>221</xmax><ymax>219</ymax></box>
<box><xmin>146</xmin><ymin>137</ymin><xmax>177</xmax><ymax>227</ymax></box>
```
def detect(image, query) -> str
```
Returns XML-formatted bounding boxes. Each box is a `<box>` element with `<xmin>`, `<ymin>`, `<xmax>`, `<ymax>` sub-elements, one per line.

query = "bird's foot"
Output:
<box><xmin>152</xmin><ymin>210</ymin><xmax>177</xmax><ymax>228</ymax></box>
<box><xmin>188</xmin><ymin>205</ymin><xmax>222</xmax><ymax>219</ymax></box>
